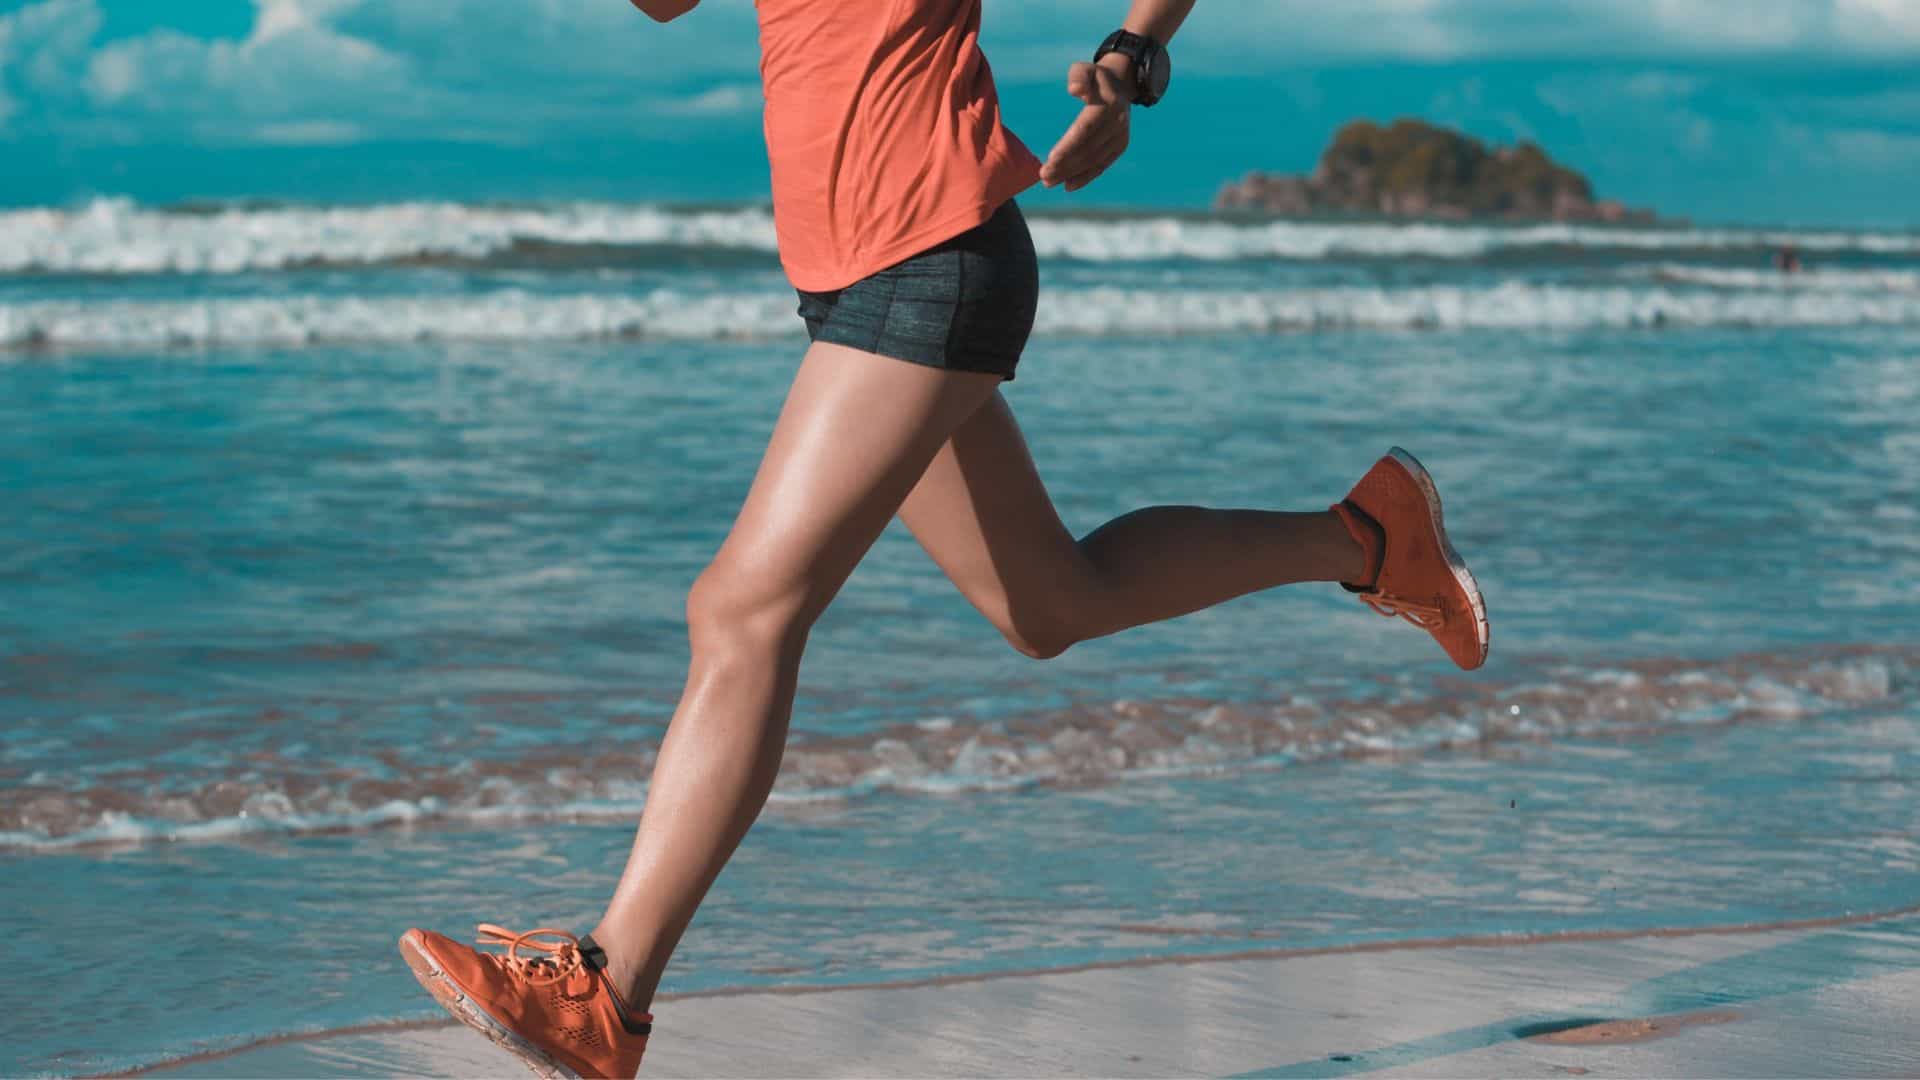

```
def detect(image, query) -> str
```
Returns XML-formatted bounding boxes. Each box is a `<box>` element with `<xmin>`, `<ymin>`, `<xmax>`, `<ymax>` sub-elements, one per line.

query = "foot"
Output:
<box><xmin>398</xmin><ymin>924</ymin><xmax>653</xmax><ymax>1079</ymax></box>
<box><xmin>1331</xmin><ymin>447</ymin><xmax>1490</xmax><ymax>671</ymax></box>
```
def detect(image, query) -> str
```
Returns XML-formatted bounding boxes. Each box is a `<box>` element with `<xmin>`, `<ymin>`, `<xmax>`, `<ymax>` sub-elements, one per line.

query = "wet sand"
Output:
<box><xmin>134</xmin><ymin>910</ymin><xmax>1920</xmax><ymax>1078</ymax></box>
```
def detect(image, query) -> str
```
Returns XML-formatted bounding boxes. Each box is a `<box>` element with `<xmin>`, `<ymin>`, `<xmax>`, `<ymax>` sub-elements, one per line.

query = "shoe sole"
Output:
<box><xmin>398</xmin><ymin>930</ymin><xmax>581</xmax><ymax>1080</ymax></box>
<box><xmin>1386</xmin><ymin>446</ymin><xmax>1490</xmax><ymax>669</ymax></box>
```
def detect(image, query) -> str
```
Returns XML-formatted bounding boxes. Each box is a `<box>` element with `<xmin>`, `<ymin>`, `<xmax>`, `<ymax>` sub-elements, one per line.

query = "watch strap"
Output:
<box><xmin>1093</xmin><ymin>29</ymin><xmax>1164</xmax><ymax>107</ymax></box>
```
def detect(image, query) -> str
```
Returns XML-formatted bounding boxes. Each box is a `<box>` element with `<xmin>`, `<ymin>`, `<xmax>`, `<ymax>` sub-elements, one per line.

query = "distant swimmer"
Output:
<box><xmin>1776</xmin><ymin>244</ymin><xmax>1802</xmax><ymax>273</ymax></box>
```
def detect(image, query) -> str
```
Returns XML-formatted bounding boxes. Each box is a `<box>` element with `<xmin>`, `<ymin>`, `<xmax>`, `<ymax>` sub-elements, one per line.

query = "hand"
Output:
<box><xmin>1038</xmin><ymin>59</ymin><xmax>1133</xmax><ymax>192</ymax></box>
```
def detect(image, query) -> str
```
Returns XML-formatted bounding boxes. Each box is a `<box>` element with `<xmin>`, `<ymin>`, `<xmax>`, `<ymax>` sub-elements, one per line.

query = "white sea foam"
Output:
<box><xmin>1030</xmin><ymin>218</ymin><xmax>1920</xmax><ymax>261</ymax></box>
<box><xmin>7</xmin><ymin>281</ymin><xmax>1920</xmax><ymax>352</ymax></box>
<box><xmin>1030</xmin><ymin>283</ymin><xmax>1920</xmax><ymax>334</ymax></box>
<box><xmin>7</xmin><ymin>197</ymin><xmax>1920</xmax><ymax>274</ymax></box>
<box><xmin>2</xmin><ymin>648</ymin><xmax>1907</xmax><ymax>850</ymax></box>
<box><xmin>1641</xmin><ymin>263</ymin><xmax>1920</xmax><ymax>291</ymax></box>
<box><xmin>0</xmin><ymin>198</ymin><xmax>782</xmax><ymax>275</ymax></box>
<box><xmin>0</xmin><ymin>289</ymin><xmax>802</xmax><ymax>349</ymax></box>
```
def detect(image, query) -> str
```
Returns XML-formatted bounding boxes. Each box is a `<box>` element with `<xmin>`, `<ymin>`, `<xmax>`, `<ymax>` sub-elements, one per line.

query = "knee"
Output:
<box><xmin>1004</xmin><ymin>624</ymin><xmax>1076</xmax><ymax>660</ymax></box>
<box><xmin>685</xmin><ymin>564</ymin><xmax>814</xmax><ymax>660</ymax></box>
<box><xmin>996</xmin><ymin>599</ymin><xmax>1088</xmax><ymax>661</ymax></box>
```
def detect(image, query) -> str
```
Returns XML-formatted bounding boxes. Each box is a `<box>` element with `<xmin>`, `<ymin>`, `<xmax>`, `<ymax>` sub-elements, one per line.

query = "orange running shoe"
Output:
<box><xmin>398</xmin><ymin>924</ymin><xmax>652</xmax><ymax>1079</ymax></box>
<box><xmin>1331</xmin><ymin>447</ymin><xmax>1490</xmax><ymax>671</ymax></box>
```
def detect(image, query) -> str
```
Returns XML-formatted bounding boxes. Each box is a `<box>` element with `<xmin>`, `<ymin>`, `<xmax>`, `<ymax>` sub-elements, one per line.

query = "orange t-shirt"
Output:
<box><xmin>753</xmin><ymin>0</ymin><xmax>1044</xmax><ymax>292</ymax></box>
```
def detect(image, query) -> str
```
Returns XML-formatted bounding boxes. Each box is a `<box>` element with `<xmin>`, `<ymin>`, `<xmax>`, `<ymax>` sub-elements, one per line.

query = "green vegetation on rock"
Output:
<box><xmin>1217</xmin><ymin>117</ymin><xmax>1650</xmax><ymax>222</ymax></box>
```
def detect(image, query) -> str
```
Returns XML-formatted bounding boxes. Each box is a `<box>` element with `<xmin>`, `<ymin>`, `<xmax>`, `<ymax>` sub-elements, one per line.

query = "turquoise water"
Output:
<box><xmin>2</xmin><ymin>203</ymin><xmax>1917</xmax><ymax>1075</ymax></box>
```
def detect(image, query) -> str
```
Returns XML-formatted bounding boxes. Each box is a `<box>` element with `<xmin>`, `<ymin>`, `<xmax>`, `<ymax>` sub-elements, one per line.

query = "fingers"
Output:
<box><xmin>1072</xmin><ymin>135</ymin><xmax>1128</xmax><ymax>190</ymax></box>
<box><xmin>1065</xmin><ymin>61</ymin><xmax>1099</xmax><ymax>103</ymax></box>
<box><xmin>1061</xmin><ymin>127</ymin><xmax>1128</xmax><ymax>192</ymax></box>
<box><xmin>1041</xmin><ymin>103</ymin><xmax>1128</xmax><ymax>188</ymax></box>
<box><xmin>1042</xmin><ymin>61</ymin><xmax>1132</xmax><ymax>190</ymax></box>
<box><xmin>1043</xmin><ymin>105</ymin><xmax>1104</xmax><ymax>176</ymax></box>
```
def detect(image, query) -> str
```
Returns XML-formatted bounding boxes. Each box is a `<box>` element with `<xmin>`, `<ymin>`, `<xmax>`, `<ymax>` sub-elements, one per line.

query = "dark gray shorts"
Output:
<box><xmin>794</xmin><ymin>197</ymin><xmax>1038</xmax><ymax>382</ymax></box>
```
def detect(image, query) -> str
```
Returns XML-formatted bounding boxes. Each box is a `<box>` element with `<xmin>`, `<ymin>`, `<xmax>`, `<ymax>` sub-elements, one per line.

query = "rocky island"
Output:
<box><xmin>1214</xmin><ymin>118</ymin><xmax>1657</xmax><ymax>223</ymax></box>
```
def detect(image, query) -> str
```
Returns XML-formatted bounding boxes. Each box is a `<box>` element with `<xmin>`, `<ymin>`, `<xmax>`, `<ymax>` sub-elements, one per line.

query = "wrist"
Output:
<box><xmin>1095</xmin><ymin>51</ymin><xmax>1139</xmax><ymax>102</ymax></box>
<box><xmin>1092</xmin><ymin>28</ymin><xmax>1168</xmax><ymax>107</ymax></box>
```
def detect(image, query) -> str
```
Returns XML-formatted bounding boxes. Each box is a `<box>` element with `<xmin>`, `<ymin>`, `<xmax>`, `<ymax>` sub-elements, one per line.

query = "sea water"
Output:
<box><xmin>1</xmin><ymin>199</ymin><xmax>1916</xmax><ymax>1075</ymax></box>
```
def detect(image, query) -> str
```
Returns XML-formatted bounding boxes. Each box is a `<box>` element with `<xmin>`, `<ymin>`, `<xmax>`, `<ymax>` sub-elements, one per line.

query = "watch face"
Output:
<box><xmin>1146</xmin><ymin>50</ymin><xmax>1170</xmax><ymax>100</ymax></box>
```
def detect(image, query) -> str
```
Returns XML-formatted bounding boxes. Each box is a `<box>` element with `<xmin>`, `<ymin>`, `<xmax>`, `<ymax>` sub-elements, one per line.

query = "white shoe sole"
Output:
<box><xmin>1387</xmin><ymin>446</ymin><xmax>1490</xmax><ymax>669</ymax></box>
<box><xmin>399</xmin><ymin>930</ymin><xmax>582</xmax><ymax>1080</ymax></box>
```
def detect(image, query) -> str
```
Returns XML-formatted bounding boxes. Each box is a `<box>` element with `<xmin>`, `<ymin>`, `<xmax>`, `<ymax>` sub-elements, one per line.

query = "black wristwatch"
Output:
<box><xmin>1093</xmin><ymin>29</ymin><xmax>1169</xmax><ymax>107</ymax></box>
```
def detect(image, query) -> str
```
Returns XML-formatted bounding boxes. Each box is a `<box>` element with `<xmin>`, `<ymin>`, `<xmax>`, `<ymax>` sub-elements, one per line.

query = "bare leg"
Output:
<box><xmin>897</xmin><ymin>390</ymin><xmax>1371</xmax><ymax>659</ymax></box>
<box><xmin>587</xmin><ymin>342</ymin><xmax>1002</xmax><ymax>1009</ymax></box>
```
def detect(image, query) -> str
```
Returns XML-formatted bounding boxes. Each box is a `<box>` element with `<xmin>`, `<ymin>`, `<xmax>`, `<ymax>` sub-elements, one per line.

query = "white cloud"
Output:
<box><xmin>1620</xmin><ymin>72</ymin><xmax>1703</xmax><ymax>100</ymax></box>
<box><xmin>0</xmin><ymin>0</ymin><xmax>102</xmax><ymax>133</ymax></box>
<box><xmin>6</xmin><ymin>0</ymin><xmax>102</xmax><ymax>93</ymax></box>
<box><xmin>656</xmin><ymin>82</ymin><xmax>763</xmax><ymax>116</ymax></box>
<box><xmin>2</xmin><ymin>0</ymin><xmax>1917</xmax><ymax>149</ymax></box>
<box><xmin>1000</xmin><ymin>0</ymin><xmax>1920</xmax><ymax>73</ymax></box>
<box><xmin>0</xmin><ymin>0</ymin><xmax>424</xmax><ymax>144</ymax></box>
<box><xmin>251</xmin><ymin>0</ymin><xmax>364</xmax><ymax>43</ymax></box>
<box><xmin>1834</xmin><ymin>0</ymin><xmax>1920</xmax><ymax>46</ymax></box>
<box><xmin>1815</xmin><ymin>88</ymin><xmax>1920</xmax><ymax>122</ymax></box>
<box><xmin>1822</xmin><ymin>125</ymin><xmax>1920</xmax><ymax>167</ymax></box>
<box><xmin>337</xmin><ymin>0</ymin><xmax>758</xmax><ymax>85</ymax></box>
<box><xmin>252</xmin><ymin>119</ymin><xmax>365</xmax><ymax>145</ymax></box>
<box><xmin>1775</xmin><ymin>116</ymin><xmax>1920</xmax><ymax>176</ymax></box>
<box><xmin>82</xmin><ymin>5</ymin><xmax>415</xmax><ymax>131</ymax></box>
<box><xmin>5</xmin><ymin>0</ymin><xmax>760</xmax><ymax>146</ymax></box>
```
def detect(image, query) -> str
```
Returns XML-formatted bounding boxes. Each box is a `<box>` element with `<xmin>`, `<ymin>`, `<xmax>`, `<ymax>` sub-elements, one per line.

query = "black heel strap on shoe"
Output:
<box><xmin>576</xmin><ymin>933</ymin><xmax>655</xmax><ymax>1036</ymax></box>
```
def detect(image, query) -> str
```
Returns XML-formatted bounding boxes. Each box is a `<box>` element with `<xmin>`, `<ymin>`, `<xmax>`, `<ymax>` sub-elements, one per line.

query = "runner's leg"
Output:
<box><xmin>586</xmin><ymin>341</ymin><xmax>1001</xmax><ymax>1010</ymax></box>
<box><xmin>897</xmin><ymin>389</ymin><xmax>1372</xmax><ymax>659</ymax></box>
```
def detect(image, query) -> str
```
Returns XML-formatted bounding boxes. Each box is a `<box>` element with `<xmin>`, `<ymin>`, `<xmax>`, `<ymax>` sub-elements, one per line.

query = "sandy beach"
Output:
<box><xmin>131</xmin><ymin>907</ymin><xmax>1920</xmax><ymax>1078</ymax></box>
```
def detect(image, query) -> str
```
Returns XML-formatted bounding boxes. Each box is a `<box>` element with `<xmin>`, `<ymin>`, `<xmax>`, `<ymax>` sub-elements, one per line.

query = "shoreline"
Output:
<box><xmin>113</xmin><ymin>901</ymin><xmax>1920</xmax><ymax>1078</ymax></box>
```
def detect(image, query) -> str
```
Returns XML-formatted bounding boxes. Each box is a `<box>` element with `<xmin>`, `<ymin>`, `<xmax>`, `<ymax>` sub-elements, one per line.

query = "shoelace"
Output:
<box><xmin>476</xmin><ymin>923</ymin><xmax>587</xmax><ymax>987</ymax></box>
<box><xmin>1361</xmin><ymin>592</ymin><xmax>1446</xmax><ymax>629</ymax></box>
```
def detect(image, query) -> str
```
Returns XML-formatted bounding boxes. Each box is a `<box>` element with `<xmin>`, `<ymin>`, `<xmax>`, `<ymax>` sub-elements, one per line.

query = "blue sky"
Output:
<box><xmin>3</xmin><ymin>0</ymin><xmax>1918</xmax><ymax>225</ymax></box>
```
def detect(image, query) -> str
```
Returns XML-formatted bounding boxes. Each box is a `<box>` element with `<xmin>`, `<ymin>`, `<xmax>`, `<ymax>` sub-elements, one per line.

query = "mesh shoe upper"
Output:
<box><xmin>1336</xmin><ymin>447</ymin><xmax>1489</xmax><ymax>671</ymax></box>
<box><xmin>404</xmin><ymin>924</ymin><xmax>652</xmax><ymax>1079</ymax></box>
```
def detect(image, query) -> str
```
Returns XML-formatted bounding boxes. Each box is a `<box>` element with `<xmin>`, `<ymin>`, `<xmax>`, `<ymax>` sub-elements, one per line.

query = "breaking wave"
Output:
<box><xmin>8</xmin><ymin>280</ymin><xmax>1920</xmax><ymax>352</ymax></box>
<box><xmin>1642</xmin><ymin>263</ymin><xmax>1920</xmax><ymax>292</ymax></box>
<box><xmin>7</xmin><ymin>197</ymin><xmax>1920</xmax><ymax>275</ymax></box>
<box><xmin>4</xmin><ymin>646</ymin><xmax>1909</xmax><ymax>850</ymax></box>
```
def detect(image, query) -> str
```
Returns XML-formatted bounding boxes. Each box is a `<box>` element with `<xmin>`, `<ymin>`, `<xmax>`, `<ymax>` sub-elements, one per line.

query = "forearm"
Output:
<box><xmin>1118</xmin><ymin>0</ymin><xmax>1197</xmax><ymax>46</ymax></box>
<box><xmin>629</xmin><ymin>0</ymin><xmax>697</xmax><ymax>23</ymax></box>
<box><xmin>1095</xmin><ymin>0</ymin><xmax>1195</xmax><ymax>94</ymax></box>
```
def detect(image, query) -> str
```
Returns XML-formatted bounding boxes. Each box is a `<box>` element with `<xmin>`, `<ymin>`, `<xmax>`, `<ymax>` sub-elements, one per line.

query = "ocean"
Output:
<box><xmin>2</xmin><ymin>197</ymin><xmax>1916</xmax><ymax>1076</ymax></box>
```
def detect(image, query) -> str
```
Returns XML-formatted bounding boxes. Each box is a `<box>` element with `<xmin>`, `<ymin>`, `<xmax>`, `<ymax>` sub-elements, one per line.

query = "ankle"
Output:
<box><xmin>583</xmin><ymin>926</ymin><xmax>657</xmax><ymax>1014</ymax></box>
<box><xmin>1328</xmin><ymin>502</ymin><xmax>1384</xmax><ymax>588</ymax></box>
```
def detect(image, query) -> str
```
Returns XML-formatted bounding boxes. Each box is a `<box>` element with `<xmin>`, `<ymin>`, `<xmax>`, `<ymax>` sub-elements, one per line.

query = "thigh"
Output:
<box><xmin>896</xmin><ymin>390</ymin><xmax>1108</xmax><ymax>634</ymax></box>
<box><xmin>701</xmin><ymin>340</ymin><xmax>1003</xmax><ymax>624</ymax></box>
